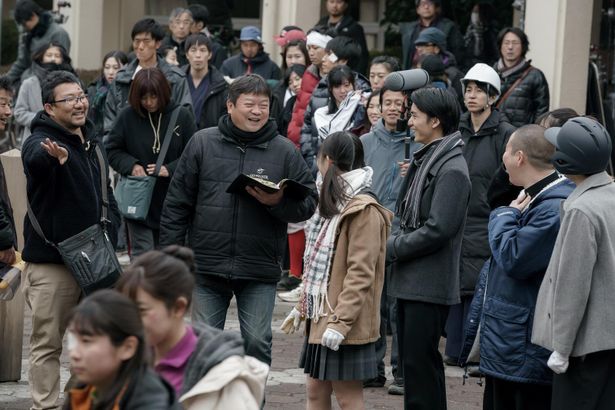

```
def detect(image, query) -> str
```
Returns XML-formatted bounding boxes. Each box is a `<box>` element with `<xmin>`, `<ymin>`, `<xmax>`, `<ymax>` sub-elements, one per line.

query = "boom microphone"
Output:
<box><xmin>383</xmin><ymin>69</ymin><xmax>430</xmax><ymax>92</ymax></box>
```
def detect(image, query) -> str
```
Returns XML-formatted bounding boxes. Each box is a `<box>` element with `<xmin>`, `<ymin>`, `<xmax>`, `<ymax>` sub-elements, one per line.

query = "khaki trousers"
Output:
<box><xmin>23</xmin><ymin>262</ymin><xmax>81</xmax><ymax>410</ymax></box>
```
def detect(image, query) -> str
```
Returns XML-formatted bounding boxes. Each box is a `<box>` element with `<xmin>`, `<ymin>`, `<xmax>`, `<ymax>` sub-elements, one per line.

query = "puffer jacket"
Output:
<box><xmin>159</xmin><ymin>116</ymin><xmax>317</xmax><ymax>283</ymax></box>
<box><xmin>494</xmin><ymin>60</ymin><xmax>550</xmax><ymax>127</ymax></box>
<box><xmin>220</xmin><ymin>51</ymin><xmax>281</xmax><ymax>80</ymax></box>
<box><xmin>287</xmin><ymin>65</ymin><xmax>320</xmax><ymax>148</ymax></box>
<box><xmin>300</xmin><ymin>72</ymin><xmax>370</xmax><ymax>175</ymax></box>
<box><xmin>103</xmin><ymin>56</ymin><xmax>193</xmax><ymax>137</ymax></box>
<box><xmin>458</xmin><ymin>109</ymin><xmax>516</xmax><ymax>295</ymax></box>
<box><xmin>460</xmin><ymin>177</ymin><xmax>574</xmax><ymax>384</ymax></box>
<box><xmin>305</xmin><ymin>194</ymin><xmax>393</xmax><ymax>345</ymax></box>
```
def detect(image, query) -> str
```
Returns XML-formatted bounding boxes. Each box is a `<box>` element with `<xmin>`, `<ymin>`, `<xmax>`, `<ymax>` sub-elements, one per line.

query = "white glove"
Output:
<box><xmin>321</xmin><ymin>328</ymin><xmax>345</xmax><ymax>351</ymax></box>
<box><xmin>280</xmin><ymin>308</ymin><xmax>303</xmax><ymax>334</ymax></box>
<box><xmin>547</xmin><ymin>351</ymin><xmax>569</xmax><ymax>374</ymax></box>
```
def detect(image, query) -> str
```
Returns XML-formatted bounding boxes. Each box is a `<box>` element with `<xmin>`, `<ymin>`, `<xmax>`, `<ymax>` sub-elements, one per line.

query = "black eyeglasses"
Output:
<box><xmin>50</xmin><ymin>95</ymin><xmax>87</xmax><ymax>106</ymax></box>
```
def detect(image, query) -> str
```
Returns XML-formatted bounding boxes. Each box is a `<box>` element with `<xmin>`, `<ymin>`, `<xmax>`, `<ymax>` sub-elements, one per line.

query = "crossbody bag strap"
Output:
<box><xmin>26</xmin><ymin>201</ymin><xmax>56</xmax><ymax>248</ymax></box>
<box><xmin>94</xmin><ymin>144</ymin><xmax>109</xmax><ymax>223</ymax></box>
<box><xmin>154</xmin><ymin>106</ymin><xmax>181</xmax><ymax>176</ymax></box>
<box><xmin>496</xmin><ymin>66</ymin><xmax>534</xmax><ymax>109</ymax></box>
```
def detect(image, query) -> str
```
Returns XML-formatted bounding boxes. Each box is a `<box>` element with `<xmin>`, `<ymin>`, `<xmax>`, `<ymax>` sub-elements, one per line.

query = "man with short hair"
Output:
<box><xmin>6</xmin><ymin>0</ymin><xmax>71</xmax><ymax>85</ymax></box>
<box><xmin>22</xmin><ymin>71</ymin><xmax>120</xmax><ymax>410</ymax></box>
<box><xmin>400</xmin><ymin>0</ymin><xmax>465</xmax><ymax>71</ymax></box>
<box><xmin>361</xmin><ymin>86</ymin><xmax>420</xmax><ymax>393</ymax></box>
<box><xmin>187</xmin><ymin>3</ymin><xmax>229</xmax><ymax>68</ymax></box>
<box><xmin>533</xmin><ymin>117</ymin><xmax>615</xmax><ymax>409</ymax></box>
<box><xmin>473</xmin><ymin>124</ymin><xmax>574</xmax><ymax>409</ymax></box>
<box><xmin>104</xmin><ymin>18</ymin><xmax>193</xmax><ymax>138</ymax></box>
<box><xmin>160</xmin><ymin>7</ymin><xmax>194</xmax><ymax>66</ymax></box>
<box><xmin>0</xmin><ymin>77</ymin><xmax>17</xmax><ymax>265</ymax></box>
<box><xmin>387</xmin><ymin>87</ymin><xmax>471</xmax><ymax>409</ymax></box>
<box><xmin>315</xmin><ymin>0</ymin><xmax>369</xmax><ymax>74</ymax></box>
<box><xmin>160</xmin><ymin>74</ymin><xmax>317</xmax><ymax>366</ymax></box>
<box><xmin>184</xmin><ymin>33</ymin><xmax>228</xmax><ymax>129</ymax></box>
<box><xmin>220</xmin><ymin>26</ymin><xmax>281</xmax><ymax>80</ymax></box>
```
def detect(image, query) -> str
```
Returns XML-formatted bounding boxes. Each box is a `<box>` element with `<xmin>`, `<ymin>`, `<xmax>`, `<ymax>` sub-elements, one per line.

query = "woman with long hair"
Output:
<box><xmin>105</xmin><ymin>67</ymin><xmax>196</xmax><ymax>259</ymax></box>
<box><xmin>282</xmin><ymin>131</ymin><xmax>392</xmax><ymax>409</ymax></box>
<box><xmin>64</xmin><ymin>289</ymin><xmax>176</xmax><ymax>409</ymax></box>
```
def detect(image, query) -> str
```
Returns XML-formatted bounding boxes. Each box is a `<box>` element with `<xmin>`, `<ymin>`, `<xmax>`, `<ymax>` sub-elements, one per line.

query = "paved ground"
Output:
<box><xmin>0</xmin><ymin>295</ymin><xmax>484</xmax><ymax>409</ymax></box>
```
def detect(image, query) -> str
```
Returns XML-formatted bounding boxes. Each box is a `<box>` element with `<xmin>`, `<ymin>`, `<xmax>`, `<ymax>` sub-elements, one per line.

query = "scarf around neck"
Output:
<box><xmin>496</xmin><ymin>58</ymin><xmax>528</xmax><ymax>78</ymax></box>
<box><xmin>301</xmin><ymin>166</ymin><xmax>373</xmax><ymax>321</ymax></box>
<box><xmin>218</xmin><ymin>114</ymin><xmax>277</xmax><ymax>145</ymax></box>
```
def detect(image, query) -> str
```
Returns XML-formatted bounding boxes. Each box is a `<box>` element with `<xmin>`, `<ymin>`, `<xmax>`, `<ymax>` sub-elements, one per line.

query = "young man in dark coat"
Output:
<box><xmin>220</xmin><ymin>26</ymin><xmax>281</xmax><ymax>81</ymax></box>
<box><xmin>159</xmin><ymin>74</ymin><xmax>317</xmax><ymax>367</ymax></box>
<box><xmin>184</xmin><ymin>33</ymin><xmax>228</xmax><ymax>129</ymax></box>
<box><xmin>0</xmin><ymin>77</ymin><xmax>16</xmax><ymax>265</ymax></box>
<box><xmin>387</xmin><ymin>87</ymin><xmax>471</xmax><ymax>410</ymax></box>
<box><xmin>21</xmin><ymin>71</ymin><xmax>120</xmax><ymax>410</ymax></box>
<box><xmin>315</xmin><ymin>0</ymin><xmax>369</xmax><ymax>75</ymax></box>
<box><xmin>187</xmin><ymin>3</ymin><xmax>229</xmax><ymax>69</ymax></box>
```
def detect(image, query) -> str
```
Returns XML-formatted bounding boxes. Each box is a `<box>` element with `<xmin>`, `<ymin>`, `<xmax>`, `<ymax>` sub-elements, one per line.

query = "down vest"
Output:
<box><xmin>494</xmin><ymin>60</ymin><xmax>550</xmax><ymax>127</ymax></box>
<box><xmin>458</xmin><ymin>109</ymin><xmax>516</xmax><ymax>295</ymax></box>
<box><xmin>159</xmin><ymin>116</ymin><xmax>317</xmax><ymax>283</ymax></box>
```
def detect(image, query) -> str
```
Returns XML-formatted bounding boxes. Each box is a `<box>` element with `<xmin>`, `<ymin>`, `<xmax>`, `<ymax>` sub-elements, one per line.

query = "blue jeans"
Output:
<box><xmin>192</xmin><ymin>277</ymin><xmax>277</xmax><ymax>365</ymax></box>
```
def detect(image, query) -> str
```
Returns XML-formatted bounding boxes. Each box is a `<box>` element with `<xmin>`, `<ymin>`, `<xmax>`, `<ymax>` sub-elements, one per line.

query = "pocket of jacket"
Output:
<box><xmin>481</xmin><ymin>297</ymin><xmax>530</xmax><ymax>365</ymax></box>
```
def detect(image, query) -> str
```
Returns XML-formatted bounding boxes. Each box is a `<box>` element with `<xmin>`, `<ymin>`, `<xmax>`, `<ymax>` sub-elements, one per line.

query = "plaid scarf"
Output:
<box><xmin>301</xmin><ymin>167</ymin><xmax>373</xmax><ymax>321</ymax></box>
<box><xmin>496</xmin><ymin>58</ymin><xmax>528</xmax><ymax>78</ymax></box>
<box><xmin>400</xmin><ymin>132</ymin><xmax>463</xmax><ymax>229</ymax></box>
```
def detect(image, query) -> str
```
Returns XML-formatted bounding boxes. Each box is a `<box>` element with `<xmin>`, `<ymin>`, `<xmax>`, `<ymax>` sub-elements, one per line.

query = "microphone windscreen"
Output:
<box><xmin>383</xmin><ymin>69</ymin><xmax>430</xmax><ymax>91</ymax></box>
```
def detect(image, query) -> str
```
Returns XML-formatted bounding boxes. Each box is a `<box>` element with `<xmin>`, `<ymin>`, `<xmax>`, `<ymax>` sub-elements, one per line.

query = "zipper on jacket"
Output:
<box><xmin>228</xmin><ymin>144</ymin><xmax>247</xmax><ymax>279</ymax></box>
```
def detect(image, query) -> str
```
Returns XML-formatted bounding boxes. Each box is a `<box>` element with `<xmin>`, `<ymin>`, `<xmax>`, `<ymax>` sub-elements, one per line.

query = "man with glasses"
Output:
<box><xmin>160</xmin><ymin>8</ymin><xmax>194</xmax><ymax>67</ymax></box>
<box><xmin>21</xmin><ymin>71</ymin><xmax>120</xmax><ymax>410</ymax></box>
<box><xmin>104</xmin><ymin>18</ymin><xmax>193</xmax><ymax>139</ymax></box>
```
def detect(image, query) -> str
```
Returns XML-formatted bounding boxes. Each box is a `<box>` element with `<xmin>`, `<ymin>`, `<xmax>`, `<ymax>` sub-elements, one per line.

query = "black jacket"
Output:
<box><xmin>183</xmin><ymin>65</ymin><xmax>229</xmax><ymax>130</ymax></box>
<box><xmin>22</xmin><ymin>112</ymin><xmax>121</xmax><ymax>264</ymax></box>
<box><xmin>160</xmin><ymin>35</ymin><xmax>188</xmax><ymax>66</ymax></box>
<box><xmin>105</xmin><ymin>104</ymin><xmax>196</xmax><ymax>228</ymax></box>
<box><xmin>159</xmin><ymin>116</ymin><xmax>317</xmax><ymax>283</ymax></box>
<box><xmin>458</xmin><ymin>109</ymin><xmax>516</xmax><ymax>294</ymax></box>
<box><xmin>220</xmin><ymin>51</ymin><xmax>281</xmax><ymax>80</ymax></box>
<box><xmin>316</xmin><ymin>15</ymin><xmax>370</xmax><ymax>75</ymax></box>
<box><xmin>387</xmin><ymin>135</ymin><xmax>471</xmax><ymax>305</ymax></box>
<box><xmin>495</xmin><ymin>61</ymin><xmax>550</xmax><ymax>127</ymax></box>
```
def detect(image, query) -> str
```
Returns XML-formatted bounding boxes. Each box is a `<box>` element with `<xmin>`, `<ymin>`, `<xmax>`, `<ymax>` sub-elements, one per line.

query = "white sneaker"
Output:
<box><xmin>278</xmin><ymin>283</ymin><xmax>303</xmax><ymax>303</ymax></box>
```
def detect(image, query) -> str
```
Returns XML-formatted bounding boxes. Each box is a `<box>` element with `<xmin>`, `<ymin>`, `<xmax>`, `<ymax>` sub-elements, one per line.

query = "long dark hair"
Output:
<box><xmin>318</xmin><ymin>131</ymin><xmax>356</xmax><ymax>218</ymax></box>
<box><xmin>281</xmin><ymin>39</ymin><xmax>310</xmax><ymax>71</ymax></box>
<box><xmin>67</xmin><ymin>290</ymin><xmax>147</xmax><ymax>410</ymax></box>
<box><xmin>117</xmin><ymin>245</ymin><xmax>196</xmax><ymax>310</ymax></box>
<box><xmin>327</xmin><ymin>65</ymin><xmax>355</xmax><ymax>114</ymax></box>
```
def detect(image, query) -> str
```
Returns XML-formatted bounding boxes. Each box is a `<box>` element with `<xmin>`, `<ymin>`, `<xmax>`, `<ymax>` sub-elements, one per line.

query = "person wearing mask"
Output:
<box><xmin>387</xmin><ymin>87</ymin><xmax>471</xmax><ymax>410</ymax></box>
<box><xmin>533</xmin><ymin>117</ymin><xmax>615</xmax><ymax>410</ymax></box>
<box><xmin>400</xmin><ymin>0</ymin><xmax>465</xmax><ymax>71</ymax></box>
<box><xmin>183</xmin><ymin>33</ymin><xmax>228</xmax><ymax>130</ymax></box>
<box><xmin>14</xmin><ymin>42</ymin><xmax>77</xmax><ymax>143</ymax></box>
<box><xmin>187</xmin><ymin>3</ymin><xmax>229</xmax><ymax>69</ymax></box>
<box><xmin>159</xmin><ymin>74</ymin><xmax>317</xmax><ymax>368</ymax></box>
<box><xmin>368</xmin><ymin>55</ymin><xmax>400</xmax><ymax>92</ymax></box>
<box><xmin>117</xmin><ymin>246</ymin><xmax>269</xmax><ymax>409</ymax></box>
<box><xmin>444</xmin><ymin>63</ymin><xmax>515</xmax><ymax>366</ymax></box>
<box><xmin>87</xmin><ymin>50</ymin><xmax>128</xmax><ymax>138</ymax></box>
<box><xmin>6</xmin><ymin>0</ymin><xmax>71</xmax><ymax>86</ymax></box>
<box><xmin>160</xmin><ymin>8</ymin><xmax>194</xmax><ymax>67</ymax></box>
<box><xmin>464</xmin><ymin>2</ymin><xmax>499</xmax><ymax>68</ymax></box>
<box><xmin>315</xmin><ymin>0</ymin><xmax>370</xmax><ymax>75</ymax></box>
<box><xmin>220</xmin><ymin>26</ymin><xmax>281</xmax><ymax>80</ymax></box>
<box><xmin>493</xmin><ymin>27</ymin><xmax>549</xmax><ymax>127</ymax></box>
<box><xmin>104</xmin><ymin>18</ymin><xmax>193</xmax><ymax>140</ymax></box>
<box><xmin>361</xmin><ymin>86</ymin><xmax>421</xmax><ymax>393</ymax></box>
<box><xmin>64</xmin><ymin>290</ymin><xmax>177</xmax><ymax>409</ymax></box>
<box><xmin>281</xmin><ymin>130</ymin><xmax>392</xmax><ymax>410</ymax></box>
<box><xmin>105</xmin><ymin>68</ymin><xmax>196</xmax><ymax>259</ymax></box>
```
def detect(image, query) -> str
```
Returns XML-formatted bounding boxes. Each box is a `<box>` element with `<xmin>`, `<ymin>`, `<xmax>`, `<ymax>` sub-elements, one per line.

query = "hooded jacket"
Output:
<box><xmin>458</xmin><ymin>109</ymin><xmax>516</xmax><ymax>295</ymax></box>
<box><xmin>361</xmin><ymin>119</ymin><xmax>421</xmax><ymax>213</ymax></box>
<box><xmin>179</xmin><ymin>324</ymin><xmax>268</xmax><ymax>410</ymax></box>
<box><xmin>22</xmin><ymin>112</ymin><xmax>120</xmax><ymax>264</ymax></box>
<box><xmin>103</xmin><ymin>56</ymin><xmax>193</xmax><ymax>137</ymax></box>
<box><xmin>220</xmin><ymin>51</ymin><xmax>281</xmax><ymax>80</ymax></box>
<box><xmin>159</xmin><ymin>115</ymin><xmax>317</xmax><ymax>283</ymax></box>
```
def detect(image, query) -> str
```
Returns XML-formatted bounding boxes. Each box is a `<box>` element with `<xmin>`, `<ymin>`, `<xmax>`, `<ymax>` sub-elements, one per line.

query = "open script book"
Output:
<box><xmin>227</xmin><ymin>174</ymin><xmax>312</xmax><ymax>200</ymax></box>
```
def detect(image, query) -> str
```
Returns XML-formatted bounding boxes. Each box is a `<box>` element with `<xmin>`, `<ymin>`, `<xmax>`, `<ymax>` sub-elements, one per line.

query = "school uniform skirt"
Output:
<box><xmin>299</xmin><ymin>320</ymin><xmax>377</xmax><ymax>381</ymax></box>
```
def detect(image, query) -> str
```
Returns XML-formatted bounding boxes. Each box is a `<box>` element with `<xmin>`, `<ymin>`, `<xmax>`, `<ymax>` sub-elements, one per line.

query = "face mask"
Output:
<box><xmin>471</xmin><ymin>12</ymin><xmax>480</xmax><ymax>25</ymax></box>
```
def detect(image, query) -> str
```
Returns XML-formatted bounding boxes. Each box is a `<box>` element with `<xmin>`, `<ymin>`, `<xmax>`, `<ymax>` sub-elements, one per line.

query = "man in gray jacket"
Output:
<box><xmin>533</xmin><ymin>116</ymin><xmax>615</xmax><ymax>409</ymax></box>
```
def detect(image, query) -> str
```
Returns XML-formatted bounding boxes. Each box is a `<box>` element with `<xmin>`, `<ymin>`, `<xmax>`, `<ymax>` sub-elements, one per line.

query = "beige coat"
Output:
<box><xmin>305</xmin><ymin>194</ymin><xmax>392</xmax><ymax>345</ymax></box>
<box><xmin>179</xmin><ymin>355</ymin><xmax>269</xmax><ymax>410</ymax></box>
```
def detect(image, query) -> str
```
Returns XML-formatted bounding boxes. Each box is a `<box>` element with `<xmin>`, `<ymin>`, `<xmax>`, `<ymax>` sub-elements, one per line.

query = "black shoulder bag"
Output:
<box><xmin>27</xmin><ymin>144</ymin><xmax>122</xmax><ymax>295</ymax></box>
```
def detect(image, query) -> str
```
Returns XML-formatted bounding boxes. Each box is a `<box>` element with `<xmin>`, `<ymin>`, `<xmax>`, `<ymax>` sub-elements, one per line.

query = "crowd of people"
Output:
<box><xmin>0</xmin><ymin>0</ymin><xmax>613</xmax><ymax>409</ymax></box>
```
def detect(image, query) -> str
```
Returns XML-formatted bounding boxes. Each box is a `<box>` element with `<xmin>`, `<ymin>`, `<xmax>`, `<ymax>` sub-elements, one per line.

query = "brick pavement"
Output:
<box><xmin>0</xmin><ymin>295</ymin><xmax>484</xmax><ymax>409</ymax></box>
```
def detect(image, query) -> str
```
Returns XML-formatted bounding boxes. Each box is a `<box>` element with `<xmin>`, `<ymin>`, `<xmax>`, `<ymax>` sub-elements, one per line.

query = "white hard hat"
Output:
<box><xmin>460</xmin><ymin>63</ymin><xmax>501</xmax><ymax>97</ymax></box>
